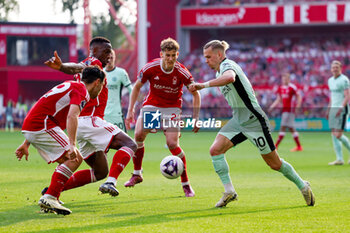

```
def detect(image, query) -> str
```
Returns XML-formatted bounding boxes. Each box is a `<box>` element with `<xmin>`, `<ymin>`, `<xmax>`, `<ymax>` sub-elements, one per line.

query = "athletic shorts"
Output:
<box><xmin>77</xmin><ymin>116</ymin><xmax>121</xmax><ymax>159</ymax></box>
<box><xmin>219</xmin><ymin>115</ymin><xmax>275</xmax><ymax>155</ymax></box>
<box><xmin>104</xmin><ymin>114</ymin><xmax>127</xmax><ymax>133</ymax></box>
<box><xmin>140</xmin><ymin>105</ymin><xmax>181</xmax><ymax>130</ymax></box>
<box><xmin>22</xmin><ymin>127</ymin><xmax>69</xmax><ymax>164</ymax></box>
<box><xmin>280</xmin><ymin>112</ymin><xmax>295</xmax><ymax>128</ymax></box>
<box><xmin>328</xmin><ymin>108</ymin><xmax>348</xmax><ymax>130</ymax></box>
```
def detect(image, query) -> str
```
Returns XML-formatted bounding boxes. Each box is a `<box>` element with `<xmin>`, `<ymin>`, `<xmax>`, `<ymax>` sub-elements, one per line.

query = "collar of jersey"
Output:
<box><xmin>160</xmin><ymin>59</ymin><xmax>174</xmax><ymax>74</ymax></box>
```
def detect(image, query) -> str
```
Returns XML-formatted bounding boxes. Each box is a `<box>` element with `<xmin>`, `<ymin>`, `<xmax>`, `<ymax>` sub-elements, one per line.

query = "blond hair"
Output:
<box><xmin>160</xmin><ymin>37</ymin><xmax>179</xmax><ymax>51</ymax></box>
<box><xmin>331</xmin><ymin>60</ymin><xmax>342</xmax><ymax>67</ymax></box>
<box><xmin>204</xmin><ymin>40</ymin><xmax>230</xmax><ymax>52</ymax></box>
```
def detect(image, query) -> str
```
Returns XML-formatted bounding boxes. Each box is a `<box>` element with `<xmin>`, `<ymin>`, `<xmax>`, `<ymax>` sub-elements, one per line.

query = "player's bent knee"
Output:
<box><xmin>94</xmin><ymin>168</ymin><xmax>108</xmax><ymax>181</ymax></box>
<box><xmin>209</xmin><ymin>147</ymin><xmax>222</xmax><ymax>156</ymax></box>
<box><xmin>127</xmin><ymin>139</ymin><xmax>138</xmax><ymax>153</ymax></box>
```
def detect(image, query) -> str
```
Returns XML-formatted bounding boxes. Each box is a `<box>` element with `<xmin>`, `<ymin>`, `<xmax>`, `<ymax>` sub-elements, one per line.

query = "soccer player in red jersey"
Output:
<box><xmin>269</xmin><ymin>73</ymin><xmax>303</xmax><ymax>151</ymax></box>
<box><xmin>125</xmin><ymin>38</ymin><xmax>201</xmax><ymax>197</ymax></box>
<box><xmin>44</xmin><ymin>37</ymin><xmax>137</xmax><ymax>197</ymax></box>
<box><xmin>15</xmin><ymin>67</ymin><xmax>106</xmax><ymax>215</ymax></box>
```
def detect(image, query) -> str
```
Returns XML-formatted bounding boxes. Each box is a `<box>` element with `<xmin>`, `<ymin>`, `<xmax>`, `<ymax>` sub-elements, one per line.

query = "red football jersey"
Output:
<box><xmin>277</xmin><ymin>83</ymin><xmax>298</xmax><ymax>113</ymax></box>
<box><xmin>139</xmin><ymin>58</ymin><xmax>194</xmax><ymax>108</ymax></box>
<box><xmin>22</xmin><ymin>81</ymin><xmax>89</xmax><ymax>132</ymax></box>
<box><xmin>75</xmin><ymin>57</ymin><xmax>108</xmax><ymax>118</ymax></box>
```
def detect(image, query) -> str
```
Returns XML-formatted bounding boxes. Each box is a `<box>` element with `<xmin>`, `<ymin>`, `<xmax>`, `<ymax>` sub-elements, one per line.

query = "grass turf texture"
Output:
<box><xmin>1</xmin><ymin>130</ymin><xmax>350</xmax><ymax>233</ymax></box>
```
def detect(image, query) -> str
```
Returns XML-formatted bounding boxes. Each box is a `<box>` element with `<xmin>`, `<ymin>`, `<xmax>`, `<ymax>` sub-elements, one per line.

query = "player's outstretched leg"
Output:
<box><xmin>38</xmin><ymin>195</ymin><xmax>71</xmax><ymax>215</ymax></box>
<box><xmin>300</xmin><ymin>181</ymin><xmax>315</xmax><ymax>206</ymax></box>
<box><xmin>277</xmin><ymin>158</ymin><xmax>315</xmax><ymax>206</ymax></box>
<box><xmin>212</xmin><ymin>154</ymin><xmax>238</xmax><ymax>207</ymax></box>
<box><xmin>100</xmin><ymin>147</ymin><xmax>134</xmax><ymax>196</ymax></box>
<box><xmin>124</xmin><ymin>142</ymin><xmax>144</xmax><ymax>187</ymax></box>
<box><xmin>170</xmin><ymin>147</ymin><xmax>195</xmax><ymax>197</ymax></box>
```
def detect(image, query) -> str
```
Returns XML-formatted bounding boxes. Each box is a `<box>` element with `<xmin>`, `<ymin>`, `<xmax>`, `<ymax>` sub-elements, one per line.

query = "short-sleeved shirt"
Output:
<box><xmin>217</xmin><ymin>58</ymin><xmax>265</xmax><ymax>124</ymax></box>
<box><xmin>328</xmin><ymin>74</ymin><xmax>350</xmax><ymax>107</ymax></box>
<box><xmin>277</xmin><ymin>84</ymin><xmax>298</xmax><ymax>113</ymax></box>
<box><xmin>22</xmin><ymin>81</ymin><xmax>89</xmax><ymax>132</ymax></box>
<box><xmin>138</xmin><ymin>58</ymin><xmax>194</xmax><ymax>108</ymax></box>
<box><xmin>104</xmin><ymin>66</ymin><xmax>132</xmax><ymax>119</ymax></box>
<box><xmin>75</xmin><ymin>57</ymin><xmax>108</xmax><ymax>118</ymax></box>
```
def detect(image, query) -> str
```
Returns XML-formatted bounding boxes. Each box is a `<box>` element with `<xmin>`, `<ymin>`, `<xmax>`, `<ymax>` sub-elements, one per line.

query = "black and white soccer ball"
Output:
<box><xmin>160</xmin><ymin>155</ymin><xmax>184</xmax><ymax>179</ymax></box>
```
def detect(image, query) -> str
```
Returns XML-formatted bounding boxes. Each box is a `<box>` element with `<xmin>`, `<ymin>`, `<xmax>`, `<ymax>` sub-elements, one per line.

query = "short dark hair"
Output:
<box><xmin>89</xmin><ymin>37</ymin><xmax>111</xmax><ymax>48</ymax></box>
<box><xmin>81</xmin><ymin>66</ymin><xmax>105</xmax><ymax>84</ymax></box>
<box><xmin>160</xmin><ymin>37</ymin><xmax>179</xmax><ymax>52</ymax></box>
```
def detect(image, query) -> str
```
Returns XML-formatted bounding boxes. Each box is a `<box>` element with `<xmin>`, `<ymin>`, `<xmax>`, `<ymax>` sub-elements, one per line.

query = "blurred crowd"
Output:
<box><xmin>0</xmin><ymin>98</ymin><xmax>35</xmax><ymax>131</ymax></box>
<box><xmin>4</xmin><ymin>35</ymin><xmax>349</xmax><ymax>129</ymax></box>
<box><xmin>182</xmin><ymin>0</ymin><xmax>343</xmax><ymax>6</ymax></box>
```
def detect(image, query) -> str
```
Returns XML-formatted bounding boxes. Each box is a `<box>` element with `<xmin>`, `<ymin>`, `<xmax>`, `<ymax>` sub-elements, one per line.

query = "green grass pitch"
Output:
<box><xmin>1</xmin><ymin>130</ymin><xmax>350</xmax><ymax>233</ymax></box>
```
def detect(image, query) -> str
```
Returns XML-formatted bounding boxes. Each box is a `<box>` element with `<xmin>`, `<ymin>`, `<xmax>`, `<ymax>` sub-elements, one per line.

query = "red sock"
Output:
<box><xmin>62</xmin><ymin>169</ymin><xmax>96</xmax><ymax>191</ymax></box>
<box><xmin>293</xmin><ymin>132</ymin><xmax>301</xmax><ymax>147</ymax></box>
<box><xmin>109</xmin><ymin>147</ymin><xmax>133</xmax><ymax>179</ymax></box>
<box><xmin>46</xmin><ymin>164</ymin><xmax>73</xmax><ymax>198</ymax></box>
<box><xmin>275</xmin><ymin>133</ymin><xmax>285</xmax><ymax>148</ymax></box>
<box><xmin>133</xmin><ymin>146</ymin><xmax>144</xmax><ymax>171</ymax></box>
<box><xmin>170</xmin><ymin>147</ymin><xmax>189</xmax><ymax>183</ymax></box>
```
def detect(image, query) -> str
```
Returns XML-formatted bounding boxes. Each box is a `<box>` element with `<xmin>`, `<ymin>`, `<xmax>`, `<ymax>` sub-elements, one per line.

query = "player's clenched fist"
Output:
<box><xmin>189</xmin><ymin>83</ymin><xmax>205</xmax><ymax>92</ymax></box>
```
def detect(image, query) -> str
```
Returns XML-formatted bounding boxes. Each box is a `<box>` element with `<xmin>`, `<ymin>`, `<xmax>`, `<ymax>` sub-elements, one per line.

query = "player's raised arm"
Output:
<box><xmin>45</xmin><ymin>51</ymin><xmax>85</xmax><ymax>75</ymax></box>
<box><xmin>126</xmin><ymin>80</ymin><xmax>144</xmax><ymax>129</ymax></box>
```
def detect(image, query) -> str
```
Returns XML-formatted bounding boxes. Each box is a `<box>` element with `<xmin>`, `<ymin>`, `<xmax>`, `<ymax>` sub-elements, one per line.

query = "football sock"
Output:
<box><xmin>278</xmin><ymin>159</ymin><xmax>305</xmax><ymax>190</ymax></box>
<box><xmin>46</xmin><ymin>164</ymin><xmax>73</xmax><ymax>198</ymax></box>
<box><xmin>212</xmin><ymin>154</ymin><xmax>235</xmax><ymax>193</ymax></box>
<box><xmin>275</xmin><ymin>132</ymin><xmax>285</xmax><ymax>148</ymax></box>
<box><xmin>339</xmin><ymin>135</ymin><xmax>350</xmax><ymax>152</ymax></box>
<box><xmin>332</xmin><ymin>134</ymin><xmax>343</xmax><ymax>161</ymax></box>
<box><xmin>108</xmin><ymin>147</ymin><xmax>133</xmax><ymax>184</ymax></box>
<box><xmin>63</xmin><ymin>169</ymin><xmax>96</xmax><ymax>191</ymax></box>
<box><xmin>293</xmin><ymin>132</ymin><xmax>301</xmax><ymax>147</ymax></box>
<box><xmin>170</xmin><ymin>147</ymin><xmax>189</xmax><ymax>183</ymax></box>
<box><xmin>133</xmin><ymin>142</ymin><xmax>144</xmax><ymax>171</ymax></box>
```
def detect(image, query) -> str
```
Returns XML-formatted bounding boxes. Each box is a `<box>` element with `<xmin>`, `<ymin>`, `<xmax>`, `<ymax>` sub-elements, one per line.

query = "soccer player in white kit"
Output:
<box><xmin>104</xmin><ymin>50</ymin><xmax>133</xmax><ymax>132</ymax></box>
<box><xmin>327</xmin><ymin>60</ymin><xmax>350</xmax><ymax>165</ymax></box>
<box><xmin>190</xmin><ymin>40</ymin><xmax>315</xmax><ymax>207</ymax></box>
<box><xmin>15</xmin><ymin>67</ymin><xmax>106</xmax><ymax>215</ymax></box>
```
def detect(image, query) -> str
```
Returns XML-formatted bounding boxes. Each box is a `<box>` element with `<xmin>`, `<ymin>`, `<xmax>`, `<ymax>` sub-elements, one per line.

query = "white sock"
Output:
<box><xmin>133</xmin><ymin>170</ymin><xmax>142</xmax><ymax>175</ymax></box>
<box><xmin>224</xmin><ymin>182</ymin><xmax>235</xmax><ymax>193</ymax></box>
<box><xmin>106</xmin><ymin>177</ymin><xmax>117</xmax><ymax>185</ymax></box>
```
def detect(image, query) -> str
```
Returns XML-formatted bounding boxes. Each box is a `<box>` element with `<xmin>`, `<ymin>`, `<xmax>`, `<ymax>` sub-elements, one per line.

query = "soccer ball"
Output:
<box><xmin>160</xmin><ymin>156</ymin><xmax>184</xmax><ymax>179</ymax></box>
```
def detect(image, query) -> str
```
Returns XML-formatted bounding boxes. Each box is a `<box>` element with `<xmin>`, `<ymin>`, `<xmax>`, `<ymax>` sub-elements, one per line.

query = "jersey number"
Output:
<box><xmin>44</xmin><ymin>83</ymin><xmax>71</xmax><ymax>98</ymax></box>
<box><xmin>253</xmin><ymin>137</ymin><xmax>266</xmax><ymax>148</ymax></box>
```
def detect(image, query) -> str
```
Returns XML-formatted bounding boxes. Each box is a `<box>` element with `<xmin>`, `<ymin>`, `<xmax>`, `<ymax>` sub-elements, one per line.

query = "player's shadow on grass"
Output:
<box><xmin>0</xmin><ymin>205</ymin><xmax>66</xmax><ymax>227</ymax></box>
<box><xmin>26</xmin><ymin>205</ymin><xmax>307</xmax><ymax>233</ymax></box>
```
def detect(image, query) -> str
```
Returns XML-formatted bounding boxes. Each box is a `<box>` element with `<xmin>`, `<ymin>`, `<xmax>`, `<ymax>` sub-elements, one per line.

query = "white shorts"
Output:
<box><xmin>77</xmin><ymin>116</ymin><xmax>121</xmax><ymax>159</ymax></box>
<box><xmin>22</xmin><ymin>127</ymin><xmax>69</xmax><ymax>164</ymax></box>
<box><xmin>280</xmin><ymin>112</ymin><xmax>295</xmax><ymax>128</ymax></box>
<box><xmin>140</xmin><ymin>105</ymin><xmax>181</xmax><ymax>130</ymax></box>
